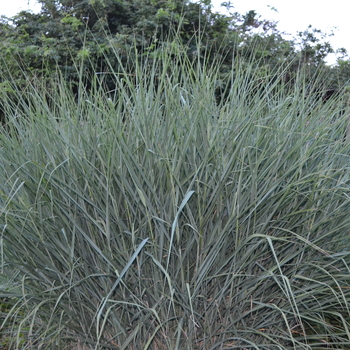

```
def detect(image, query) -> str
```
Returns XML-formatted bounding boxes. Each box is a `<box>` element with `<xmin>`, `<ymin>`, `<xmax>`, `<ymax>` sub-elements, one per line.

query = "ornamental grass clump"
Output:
<box><xmin>1</xmin><ymin>38</ymin><xmax>350</xmax><ymax>349</ymax></box>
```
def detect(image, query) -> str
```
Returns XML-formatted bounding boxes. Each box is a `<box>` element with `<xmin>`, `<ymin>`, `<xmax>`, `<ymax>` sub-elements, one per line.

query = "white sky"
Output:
<box><xmin>0</xmin><ymin>0</ymin><xmax>41</xmax><ymax>17</ymax></box>
<box><xmin>211</xmin><ymin>0</ymin><xmax>349</xmax><ymax>65</ymax></box>
<box><xmin>1</xmin><ymin>0</ymin><xmax>348</xmax><ymax>64</ymax></box>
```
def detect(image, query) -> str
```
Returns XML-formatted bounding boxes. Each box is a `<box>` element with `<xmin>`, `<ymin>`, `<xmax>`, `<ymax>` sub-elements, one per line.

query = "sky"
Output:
<box><xmin>211</xmin><ymin>0</ymin><xmax>349</xmax><ymax>64</ymax></box>
<box><xmin>1</xmin><ymin>0</ymin><xmax>41</xmax><ymax>17</ymax></box>
<box><xmin>1</xmin><ymin>0</ymin><xmax>348</xmax><ymax>64</ymax></box>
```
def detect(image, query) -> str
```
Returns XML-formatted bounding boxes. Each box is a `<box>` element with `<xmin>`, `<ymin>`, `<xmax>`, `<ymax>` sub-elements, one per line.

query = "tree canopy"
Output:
<box><xmin>0</xmin><ymin>0</ymin><xmax>349</xmax><ymax>98</ymax></box>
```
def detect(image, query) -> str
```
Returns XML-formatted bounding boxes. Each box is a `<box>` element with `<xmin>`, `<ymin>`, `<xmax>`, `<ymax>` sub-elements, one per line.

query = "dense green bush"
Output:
<box><xmin>2</xmin><ymin>0</ymin><xmax>346</xmax><ymax>93</ymax></box>
<box><xmin>1</xmin><ymin>37</ymin><xmax>350</xmax><ymax>349</ymax></box>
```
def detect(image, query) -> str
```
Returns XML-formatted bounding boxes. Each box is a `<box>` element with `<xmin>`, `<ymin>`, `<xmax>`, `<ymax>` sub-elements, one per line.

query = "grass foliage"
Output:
<box><xmin>1</xmin><ymin>38</ymin><xmax>350</xmax><ymax>349</ymax></box>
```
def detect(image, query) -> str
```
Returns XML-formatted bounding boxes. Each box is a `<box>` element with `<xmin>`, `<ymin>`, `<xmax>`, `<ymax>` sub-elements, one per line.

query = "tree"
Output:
<box><xmin>0</xmin><ymin>0</ymin><xmax>348</xmax><ymax>105</ymax></box>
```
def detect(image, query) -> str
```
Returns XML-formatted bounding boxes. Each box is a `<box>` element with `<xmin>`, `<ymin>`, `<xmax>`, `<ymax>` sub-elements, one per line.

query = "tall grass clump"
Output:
<box><xmin>1</xmin><ymin>36</ymin><xmax>350</xmax><ymax>349</ymax></box>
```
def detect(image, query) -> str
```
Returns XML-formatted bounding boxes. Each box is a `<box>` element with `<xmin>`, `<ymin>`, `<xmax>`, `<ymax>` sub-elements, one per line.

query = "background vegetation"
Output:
<box><xmin>1</xmin><ymin>0</ymin><xmax>350</xmax><ymax>94</ymax></box>
<box><xmin>1</xmin><ymin>1</ymin><xmax>350</xmax><ymax>349</ymax></box>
